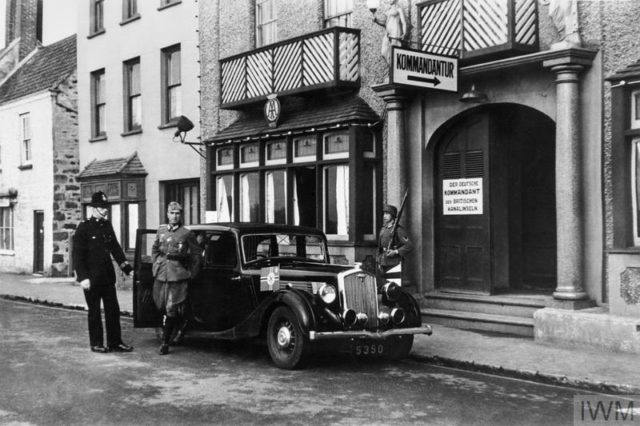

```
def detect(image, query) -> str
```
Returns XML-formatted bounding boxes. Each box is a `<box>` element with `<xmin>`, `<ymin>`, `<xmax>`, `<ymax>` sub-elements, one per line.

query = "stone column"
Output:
<box><xmin>372</xmin><ymin>84</ymin><xmax>407</xmax><ymax>207</ymax></box>
<box><xmin>543</xmin><ymin>51</ymin><xmax>594</xmax><ymax>308</ymax></box>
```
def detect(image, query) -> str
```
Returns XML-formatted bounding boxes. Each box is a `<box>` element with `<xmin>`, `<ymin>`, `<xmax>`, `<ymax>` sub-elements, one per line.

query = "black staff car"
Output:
<box><xmin>133</xmin><ymin>223</ymin><xmax>432</xmax><ymax>369</ymax></box>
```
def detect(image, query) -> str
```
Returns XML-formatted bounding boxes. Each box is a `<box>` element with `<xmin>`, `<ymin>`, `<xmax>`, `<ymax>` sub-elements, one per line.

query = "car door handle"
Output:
<box><xmin>230</xmin><ymin>276</ymin><xmax>242</xmax><ymax>281</ymax></box>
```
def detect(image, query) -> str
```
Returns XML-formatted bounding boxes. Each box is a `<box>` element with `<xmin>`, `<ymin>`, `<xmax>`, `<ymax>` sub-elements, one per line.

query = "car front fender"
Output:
<box><xmin>274</xmin><ymin>289</ymin><xmax>317</xmax><ymax>334</ymax></box>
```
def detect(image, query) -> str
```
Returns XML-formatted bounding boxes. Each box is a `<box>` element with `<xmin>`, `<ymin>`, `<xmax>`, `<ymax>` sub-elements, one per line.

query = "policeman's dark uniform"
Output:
<box><xmin>72</xmin><ymin>191</ymin><xmax>133</xmax><ymax>352</ymax></box>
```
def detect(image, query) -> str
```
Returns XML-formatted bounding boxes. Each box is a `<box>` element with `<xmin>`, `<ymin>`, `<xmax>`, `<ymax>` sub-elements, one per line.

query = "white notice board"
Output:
<box><xmin>442</xmin><ymin>178</ymin><xmax>483</xmax><ymax>215</ymax></box>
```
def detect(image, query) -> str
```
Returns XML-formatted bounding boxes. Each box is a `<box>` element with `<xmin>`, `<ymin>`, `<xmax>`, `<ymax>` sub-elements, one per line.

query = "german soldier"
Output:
<box><xmin>151</xmin><ymin>201</ymin><xmax>200</xmax><ymax>355</ymax></box>
<box><xmin>72</xmin><ymin>191</ymin><xmax>134</xmax><ymax>353</ymax></box>
<box><xmin>377</xmin><ymin>204</ymin><xmax>413</xmax><ymax>284</ymax></box>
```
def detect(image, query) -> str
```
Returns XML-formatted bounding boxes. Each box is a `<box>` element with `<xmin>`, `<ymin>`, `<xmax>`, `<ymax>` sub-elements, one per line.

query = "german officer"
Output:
<box><xmin>152</xmin><ymin>201</ymin><xmax>200</xmax><ymax>355</ymax></box>
<box><xmin>72</xmin><ymin>191</ymin><xmax>134</xmax><ymax>353</ymax></box>
<box><xmin>377</xmin><ymin>204</ymin><xmax>413</xmax><ymax>282</ymax></box>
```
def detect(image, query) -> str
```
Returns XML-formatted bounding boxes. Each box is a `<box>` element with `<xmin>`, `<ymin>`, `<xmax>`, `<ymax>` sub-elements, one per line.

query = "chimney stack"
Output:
<box><xmin>5</xmin><ymin>0</ymin><xmax>43</xmax><ymax>58</ymax></box>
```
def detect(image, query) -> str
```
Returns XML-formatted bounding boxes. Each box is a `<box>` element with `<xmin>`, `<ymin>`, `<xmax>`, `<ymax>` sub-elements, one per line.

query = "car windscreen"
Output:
<box><xmin>241</xmin><ymin>233</ymin><xmax>326</xmax><ymax>264</ymax></box>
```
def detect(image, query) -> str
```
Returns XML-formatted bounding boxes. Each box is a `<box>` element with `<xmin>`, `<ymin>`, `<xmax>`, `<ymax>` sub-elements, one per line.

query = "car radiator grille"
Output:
<box><xmin>342</xmin><ymin>272</ymin><xmax>378</xmax><ymax>328</ymax></box>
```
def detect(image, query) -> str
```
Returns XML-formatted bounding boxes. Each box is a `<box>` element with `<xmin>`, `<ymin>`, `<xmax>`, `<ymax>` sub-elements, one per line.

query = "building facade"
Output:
<box><xmin>199</xmin><ymin>0</ymin><xmax>640</xmax><ymax>353</ymax></box>
<box><xmin>0</xmin><ymin>0</ymin><xmax>79</xmax><ymax>277</ymax></box>
<box><xmin>76</xmin><ymin>0</ymin><xmax>202</xmax><ymax>260</ymax></box>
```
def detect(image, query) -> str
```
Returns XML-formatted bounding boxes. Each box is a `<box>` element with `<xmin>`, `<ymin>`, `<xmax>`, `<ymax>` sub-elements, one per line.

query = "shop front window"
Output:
<box><xmin>240</xmin><ymin>173</ymin><xmax>260</xmax><ymax>222</ymax></box>
<box><xmin>266</xmin><ymin>170</ymin><xmax>286</xmax><ymax>223</ymax></box>
<box><xmin>216</xmin><ymin>175</ymin><xmax>233</xmax><ymax>221</ymax></box>
<box><xmin>293</xmin><ymin>166</ymin><xmax>317</xmax><ymax>227</ymax></box>
<box><xmin>323</xmin><ymin>165</ymin><xmax>349</xmax><ymax>237</ymax></box>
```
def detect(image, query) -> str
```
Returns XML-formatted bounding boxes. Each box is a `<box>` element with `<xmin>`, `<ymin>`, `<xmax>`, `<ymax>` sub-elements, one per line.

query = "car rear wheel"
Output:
<box><xmin>386</xmin><ymin>335</ymin><xmax>414</xmax><ymax>360</ymax></box>
<box><xmin>267</xmin><ymin>306</ymin><xmax>308</xmax><ymax>369</ymax></box>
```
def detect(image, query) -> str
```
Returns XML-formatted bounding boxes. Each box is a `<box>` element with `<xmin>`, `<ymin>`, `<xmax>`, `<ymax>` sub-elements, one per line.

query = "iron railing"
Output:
<box><xmin>220</xmin><ymin>27</ymin><xmax>360</xmax><ymax>109</ymax></box>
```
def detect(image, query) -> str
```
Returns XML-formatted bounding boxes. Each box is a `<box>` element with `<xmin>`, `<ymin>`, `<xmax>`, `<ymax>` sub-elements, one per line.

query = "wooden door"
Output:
<box><xmin>435</xmin><ymin>114</ymin><xmax>491</xmax><ymax>293</ymax></box>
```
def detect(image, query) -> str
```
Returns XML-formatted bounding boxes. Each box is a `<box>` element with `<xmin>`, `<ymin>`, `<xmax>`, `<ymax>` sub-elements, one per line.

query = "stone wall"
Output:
<box><xmin>51</xmin><ymin>70</ymin><xmax>80</xmax><ymax>277</ymax></box>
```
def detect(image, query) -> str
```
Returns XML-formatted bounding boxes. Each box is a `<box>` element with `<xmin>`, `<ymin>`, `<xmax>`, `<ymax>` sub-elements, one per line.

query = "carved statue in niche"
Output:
<box><xmin>373</xmin><ymin>0</ymin><xmax>408</xmax><ymax>68</ymax></box>
<box><xmin>545</xmin><ymin>0</ymin><xmax>582</xmax><ymax>49</ymax></box>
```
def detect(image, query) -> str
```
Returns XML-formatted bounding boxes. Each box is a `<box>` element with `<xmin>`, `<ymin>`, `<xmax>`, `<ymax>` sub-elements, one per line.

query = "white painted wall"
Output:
<box><xmin>77</xmin><ymin>0</ymin><xmax>201</xmax><ymax>230</ymax></box>
<box><xmin>0</xmin><ymin>91</ymin><xmax>54</xmax><ymax>273</ymax></box>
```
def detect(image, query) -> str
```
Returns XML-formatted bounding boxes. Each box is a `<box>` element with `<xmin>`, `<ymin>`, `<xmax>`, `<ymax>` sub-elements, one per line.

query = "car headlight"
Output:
<box><xmin>318</xmin><ymin>284</ymin><xmax>337</xmax><ymax>304</ymax></box>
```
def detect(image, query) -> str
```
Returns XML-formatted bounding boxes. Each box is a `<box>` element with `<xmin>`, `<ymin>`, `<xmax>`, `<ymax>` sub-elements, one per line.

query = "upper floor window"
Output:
<box><xmin>256</xmin><ymin>0</ymin><xmax>277</xmax><ymax>47</ymax></box>
<box><xmin>90</xmin><ymin>0</ymin><xmax>105</xmax><ymax>34</ymax></box>
<box><xmin>20</xmin><ymin>113</ymin><xmax>32</xmax><ymax>166</ymax></box>
<box><xmin>91</xmin><ymin>69</ymin><xmax>106</xmax><ymax>139</ymax></box>
<box><xmin>324</xmin><ymin>0</ymin><xmax>353</xmax><ymax>28</ymax></box>
<box><xmin>123</xmin><ymin>0</ymin><xmax>138</xmax><ymax>21</ymax></box>
<box><xmin>123</xmin><ymin>58</ymin><xmax>141</xmax><ymax>132</ymax></box>
<box><xmin>161</xmin><ymin>44</ymin><xmax>181</xmax><ymax>124</ymax></box>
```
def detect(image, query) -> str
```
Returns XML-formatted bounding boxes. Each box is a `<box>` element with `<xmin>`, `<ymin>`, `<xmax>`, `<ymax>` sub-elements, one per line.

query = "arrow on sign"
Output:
<box><xmin>408</xmin><ymin>75</ymin><xmax>441</xmax><ymax>86</ymax></box>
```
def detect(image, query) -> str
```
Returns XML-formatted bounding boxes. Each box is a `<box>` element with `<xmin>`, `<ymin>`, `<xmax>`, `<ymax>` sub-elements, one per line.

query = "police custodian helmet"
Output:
<box><xmin>90</xmin><ymin>191</ymin><xmax>109</xmax><ymax>208</ymax></box>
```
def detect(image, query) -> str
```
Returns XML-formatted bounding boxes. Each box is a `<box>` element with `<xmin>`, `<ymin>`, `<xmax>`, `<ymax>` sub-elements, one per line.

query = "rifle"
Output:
<box><xmin>386</xmin><ymin>189</ymin><xmax>409</xmax><ymax>253</ymax></box>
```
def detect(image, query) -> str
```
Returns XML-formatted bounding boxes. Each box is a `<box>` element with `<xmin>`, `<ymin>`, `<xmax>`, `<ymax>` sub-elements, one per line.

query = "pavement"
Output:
<box><xmin>1</xmin><ymin>272</ymin><xmax>639</xmax><ymax>394</ymax></box>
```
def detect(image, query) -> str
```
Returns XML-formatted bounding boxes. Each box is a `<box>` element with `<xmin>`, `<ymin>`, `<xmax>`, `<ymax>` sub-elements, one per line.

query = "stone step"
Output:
<box><xmin>421</xmin><ymin>308</ymin><xmax>534</xmax><ymax>337</ymax></box>
<box><xmin>422</xmin><ymin>291</ymin><xmax>550</xmax><ymax>318</ymax></box>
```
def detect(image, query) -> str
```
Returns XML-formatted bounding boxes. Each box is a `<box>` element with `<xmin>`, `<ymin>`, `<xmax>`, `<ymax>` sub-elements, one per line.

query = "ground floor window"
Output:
<box><xmin>209</xmin><ymin>127</ymin><xmax>380</xmax><ymax>243</ymax></box>
<box><xmin>240</xmin><ymin>172</ymin><xmax>260</xmax><ymax>222</ymax></box>
<box><xmin>323</xmin><ymin>165</ymin><xmax>349</xmax><ymax>237</ymax></box>
<box><xmin>0</xmin><ymin>207</ymin><xmax>14</xmax><ymax>250</ymax></box>
<box><xmin>163</xmin><ymin>179</ymin><xmax>200</xmax><ymax>225</ymax></box>
<box><xmin>632</xmin><ymin>138</ymin><xmax>640</xmax><ymax>246</ymax></box>
<box><xmin>266</xmin><ymin>170</ymin><xmax>286</xmax><ymax>223</ymax></box>
<box><xmin>216</xmin><ymin>175</ymin><xmax>233</xmax><ymax>221</ymax></box>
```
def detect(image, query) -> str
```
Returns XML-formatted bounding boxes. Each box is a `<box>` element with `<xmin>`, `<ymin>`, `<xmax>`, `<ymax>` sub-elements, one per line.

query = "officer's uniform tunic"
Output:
<box><xmin>151</xmin><ymin>224</ymin><xmax>199</xmax><ymax>317</ymax></box>
<box><xmin>72</xmin><ymin>217</ymin><xmax>128</xmax><ymax>348</ymax></box>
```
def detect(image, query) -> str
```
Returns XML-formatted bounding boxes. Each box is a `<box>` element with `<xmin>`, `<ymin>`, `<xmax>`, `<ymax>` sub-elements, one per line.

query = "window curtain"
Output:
<box><xmin>336</xmin><ymin>165</ymin><xmax>349</xmax><ymax>235</ymax></box>
<box><xmin>293</xmin><ymin>175</ymin><xmax>300</xmax><ymax>226</ymax></box>
<box><xmin>217</xmin><ymin>177</ymin><xmax>231</xmax><ymax>222</ymax></box>
<box><xmin>240</xmin><ymin>174</ymin><xmax>251</xmax><ymax>222</ymax></box>
<box><xmin>266</xmin><ymin>172</ymin><xmax>275</xmax><ymax>223</ymax></box>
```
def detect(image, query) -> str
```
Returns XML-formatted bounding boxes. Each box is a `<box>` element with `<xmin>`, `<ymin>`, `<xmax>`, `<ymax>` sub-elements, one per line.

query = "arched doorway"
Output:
<box><xmin>434</xmin><ymin>104</ymin><xmax>556</xmax><ymax>294</ymax></box>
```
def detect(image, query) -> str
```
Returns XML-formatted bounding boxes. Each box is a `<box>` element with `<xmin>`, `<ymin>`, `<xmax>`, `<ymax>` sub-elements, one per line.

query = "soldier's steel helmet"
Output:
<box><xmin>90</xmin><ymin>191</ymin><xmax>109</xmax><ymax>208</ymax></box>
<box><xmin>383</xmin><ymin>204</ymin><xmax>398</xmax><ymax>218</ymax></box>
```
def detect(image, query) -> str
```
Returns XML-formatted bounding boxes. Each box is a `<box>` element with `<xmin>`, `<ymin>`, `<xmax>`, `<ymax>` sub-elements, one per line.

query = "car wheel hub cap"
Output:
<box><xmin>277</xmin><ymin>326</ymin><xmax>292</xmax><ymax>348</ymax></box>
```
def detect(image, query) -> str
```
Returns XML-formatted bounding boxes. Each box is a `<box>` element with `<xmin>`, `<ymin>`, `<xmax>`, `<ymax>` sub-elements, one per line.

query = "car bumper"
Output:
<box><xmin>308</xmin><ymin>325</ymin><xmax>433</xmax><ymax>341</ymax></box>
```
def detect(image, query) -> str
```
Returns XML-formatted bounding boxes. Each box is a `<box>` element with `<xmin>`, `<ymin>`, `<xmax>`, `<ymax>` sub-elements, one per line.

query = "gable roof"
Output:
<box><xmin>0</xmin><ymin>34</ymin><xmax>76</xmax><ymax>105</ymax></box>
<box><xmin>206</xmin><ymin>95</ymin><xmax>381</xmax><ymax>145</ymax></box>
<box><xmin>78</xmin><ymin>152</ymin><xmax>147</xmax><ymax>180</ymax></box>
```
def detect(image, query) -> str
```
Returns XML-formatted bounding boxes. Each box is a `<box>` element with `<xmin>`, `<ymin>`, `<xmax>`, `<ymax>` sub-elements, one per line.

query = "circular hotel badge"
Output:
<box><xmin>264</xmin><ymin>94</ymin><xmax>281</xmax><ymax>128</ymax></box>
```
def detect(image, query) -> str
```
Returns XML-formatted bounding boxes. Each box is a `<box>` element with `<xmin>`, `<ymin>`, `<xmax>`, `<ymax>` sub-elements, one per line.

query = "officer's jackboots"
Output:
<box><xmin>159</xmin><ymin>316</ymin><xmax>175</xmax><ymax>355</ymax></box>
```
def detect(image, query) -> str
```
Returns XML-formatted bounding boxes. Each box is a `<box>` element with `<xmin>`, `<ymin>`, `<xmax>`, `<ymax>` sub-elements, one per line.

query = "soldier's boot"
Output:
<box><xmin>171</xmin><ymin>318</ymin><xmax>188</xmax><ymax>346</ymax></box>
<box><xmin>159</xmin><ymin>316</ymin><xmax>175</xmax><ymax>355</ymax></box>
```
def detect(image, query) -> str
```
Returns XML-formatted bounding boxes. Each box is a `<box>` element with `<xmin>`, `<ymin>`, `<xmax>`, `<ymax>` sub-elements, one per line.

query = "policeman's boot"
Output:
<box><xmin>159</xmin><ymin>316</ymin><xmax>175</xmax><ymax>355</ymax></box>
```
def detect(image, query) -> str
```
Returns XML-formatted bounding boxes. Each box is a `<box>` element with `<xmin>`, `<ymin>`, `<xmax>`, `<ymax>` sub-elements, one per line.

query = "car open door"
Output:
<box><xmin>133</xmin><ymin>229</ymin><xmax>162</xmax><ymax>327</ymax></box>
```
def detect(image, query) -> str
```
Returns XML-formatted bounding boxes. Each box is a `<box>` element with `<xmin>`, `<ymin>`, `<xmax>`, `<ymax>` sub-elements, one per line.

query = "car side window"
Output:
<box><xmin>204</xmin><ymin>233</ymin><xmax>237</xmax><ymax>267</ymax></box>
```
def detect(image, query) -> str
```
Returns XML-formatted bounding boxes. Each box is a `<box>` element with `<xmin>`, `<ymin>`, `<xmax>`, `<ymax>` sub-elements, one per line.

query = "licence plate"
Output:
<box><xmin>353</xmin><ymin>342</ymin><xmax>385</xmax><ymax>356</ymax></box>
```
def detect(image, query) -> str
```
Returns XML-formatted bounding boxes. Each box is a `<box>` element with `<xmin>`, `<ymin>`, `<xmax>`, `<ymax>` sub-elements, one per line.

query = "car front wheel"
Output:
<box><xmin>267</xmin><ymin>306</ymin><xmax>309</xmax><ymax>369</ymax></box>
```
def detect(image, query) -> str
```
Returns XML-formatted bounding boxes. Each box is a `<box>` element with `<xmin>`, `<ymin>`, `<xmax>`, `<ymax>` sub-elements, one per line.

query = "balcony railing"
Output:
<box><xmin>418</xmin><ymin>0</ymin><xmax>538</xmax><ymax>63</ymax></box>
<box><xmin>220</xmin><ymin>27</ymin><xmax>360</xmax><ymax>109</ymax></box>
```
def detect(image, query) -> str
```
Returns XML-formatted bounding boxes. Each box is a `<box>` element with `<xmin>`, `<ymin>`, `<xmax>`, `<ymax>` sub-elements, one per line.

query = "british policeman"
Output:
<box><xmin>72</xmin><ymin>191</ymin><xmax>134</xmax><ymax>353</ymax></box>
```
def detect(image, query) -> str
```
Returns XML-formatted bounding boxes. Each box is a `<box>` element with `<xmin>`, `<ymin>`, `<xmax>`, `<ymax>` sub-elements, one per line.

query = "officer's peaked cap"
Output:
<box><xmin>383</xmin><ymin>204</ymin><xmax>398</xmax><ymax>217</ymax></box>
<box><xmin>90</xmin><ymin>191</ymin><xmax>109</xmax><ymax>207</ymax></box>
